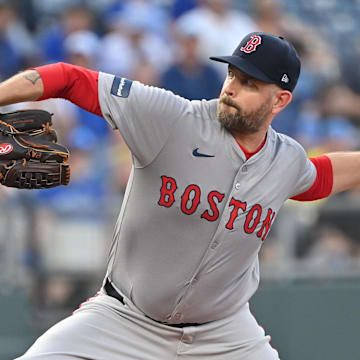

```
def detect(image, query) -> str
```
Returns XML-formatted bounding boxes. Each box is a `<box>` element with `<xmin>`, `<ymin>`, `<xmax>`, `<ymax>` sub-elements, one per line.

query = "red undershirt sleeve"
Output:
<box><xmin>34</xmin><ymin>62</ymin><xmax>102</xmax><ymax>117</ymax></box>
<box><xmin>291</xmin><ymin>155</ymin><xmax>333</xmax><ymax>201</ymax></box>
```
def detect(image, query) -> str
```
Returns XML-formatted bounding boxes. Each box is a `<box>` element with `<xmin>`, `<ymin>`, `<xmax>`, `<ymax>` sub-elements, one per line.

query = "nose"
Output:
<box><xmin>223</xmin><ymin>78</ymin><xmax>235</xmax><ymax>98</ymax></box>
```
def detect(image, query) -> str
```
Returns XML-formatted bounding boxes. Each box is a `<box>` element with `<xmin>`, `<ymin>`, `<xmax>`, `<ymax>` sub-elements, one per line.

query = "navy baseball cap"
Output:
<box><xmin>210</xmin><ymin>32</ymin><xmax>301</xmax><ymax>92</ymax></box>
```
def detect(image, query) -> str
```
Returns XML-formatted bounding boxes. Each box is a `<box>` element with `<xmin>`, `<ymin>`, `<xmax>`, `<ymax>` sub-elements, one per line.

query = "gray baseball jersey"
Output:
<box><xmin>98</xmin><ymin>73</ymin><xmax>316</xmax><ymax>325</ymax></box>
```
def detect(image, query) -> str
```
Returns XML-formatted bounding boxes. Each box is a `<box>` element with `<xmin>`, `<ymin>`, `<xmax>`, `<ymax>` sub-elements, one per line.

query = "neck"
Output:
<box><xmin>231</xmin><ymin>128</ymin><xmax>268</xmax><ymax>153</ymax></box>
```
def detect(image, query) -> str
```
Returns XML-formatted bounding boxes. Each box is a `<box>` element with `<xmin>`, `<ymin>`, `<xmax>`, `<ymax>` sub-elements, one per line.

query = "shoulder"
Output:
<box><xmin>269</xmin><ymin>127</ymin><xmax>307</xmax><ymax>158</ymax></box>
<box><xmin>98</xmin><ymin>72</ymin><xmax>188</xmax><ymax>103</ymax></box>
<box><xmin>270</xmin><ymin>127</ymin><xmax>304</xmax><ymax>149</ymax></box>
<box><xmin>98</xmin><ymin>71</ymin><xmax>219</xmax><ymax>120</ymax></box>
<box><xmin>98</xmin><ymin>72</ymin><xmax>220</xmax><ymax>126</ymax></box>
<box><xmin>190</xmin><ymin>98</ymin><xmax>219</xmax><ymax>122</ymax></box>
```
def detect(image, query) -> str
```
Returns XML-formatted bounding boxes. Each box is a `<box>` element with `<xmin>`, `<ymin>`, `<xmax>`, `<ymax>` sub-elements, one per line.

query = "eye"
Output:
<box><xmin>241</xmin><ymin>77</ymin><xmax>256</xmax><ymax>88</ymax></box>
<box><xmin>227</xmin><ymin>69</ymin><xmax>235</xmax><ymax>79</ymax></box>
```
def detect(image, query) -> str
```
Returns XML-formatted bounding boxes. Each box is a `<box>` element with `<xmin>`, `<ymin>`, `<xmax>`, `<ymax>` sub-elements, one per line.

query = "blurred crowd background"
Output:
<box><xmin>1</xmin><ymin>0</ymin><xmax>360</xmax><ymax>358</ymax></box>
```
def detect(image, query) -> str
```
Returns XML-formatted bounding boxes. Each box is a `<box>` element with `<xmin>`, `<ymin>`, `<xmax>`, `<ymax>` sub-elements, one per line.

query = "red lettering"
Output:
<box><xmin>225</xmin><ymin>198</ymin><xmax>247</xmax><ymax>230</ymax></box>
<box><xmin>244</xmin><ymin>204</ymin><xmax>262</xmax><ymax>234</ymax></box>
<box><xmin>201</xmin><ymin>191</ymin><xmax>225</xmax><ymax>222</ymax></box>
<box><xmin>157</xmin><ymin>176</ymin><xmax>274</xmax><ymax>239</ymax></box>
<box><xmin>158</xmin><ymin>176</ymin><xmax>177</xmax><ymax>208</ymax></box>
<box><xmin>257</xmin><ymin>208</ymin><xmax>276</xmax><ymax>241</ymax></box>
<box><xmin>181</xmin><ymin>184</ymin><xmax>201</xmax><ymax>215</ymax></box>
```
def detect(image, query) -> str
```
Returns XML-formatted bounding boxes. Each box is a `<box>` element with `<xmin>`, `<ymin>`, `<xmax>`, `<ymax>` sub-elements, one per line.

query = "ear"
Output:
<box><xmin>271</xmin><ymin>89</ymin><xmax>292</xmax><ymax>115</ymax></box>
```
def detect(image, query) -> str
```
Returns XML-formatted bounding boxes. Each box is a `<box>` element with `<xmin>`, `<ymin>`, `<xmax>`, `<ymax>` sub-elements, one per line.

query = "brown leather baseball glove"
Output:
<box><xmin>0</xmin><ymin>110</ymin><xmax>70</xmax><ymax>189</ymax></box>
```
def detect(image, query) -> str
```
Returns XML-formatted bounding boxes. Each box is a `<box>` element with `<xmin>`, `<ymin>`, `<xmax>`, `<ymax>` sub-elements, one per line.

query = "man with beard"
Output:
<box><xmin>1</xmin><ymin>32</ymin><xmax>357</xmax><ymax>359</ymax></box>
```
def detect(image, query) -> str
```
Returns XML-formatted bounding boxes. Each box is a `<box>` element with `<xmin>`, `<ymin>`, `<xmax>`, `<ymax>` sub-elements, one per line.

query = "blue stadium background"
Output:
<box><xmin>0</xmin><ymin>1</ymin><xmax>360</xmax><ymax>359</ymax></box>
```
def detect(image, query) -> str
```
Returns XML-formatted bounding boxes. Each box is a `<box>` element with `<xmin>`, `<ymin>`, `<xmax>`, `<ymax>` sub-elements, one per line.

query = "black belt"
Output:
<box><xmin>104</xmin><ymin>278</ymin><xmax>202</xmax><ymax>328</ymax></box>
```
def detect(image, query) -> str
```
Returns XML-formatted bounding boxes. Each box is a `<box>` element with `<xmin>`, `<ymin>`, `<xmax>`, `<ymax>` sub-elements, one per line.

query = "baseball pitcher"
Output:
<box><xmin>0</xmin><ymin>32</ymin><xmax>357</xmax><ymax>359</ymax></box>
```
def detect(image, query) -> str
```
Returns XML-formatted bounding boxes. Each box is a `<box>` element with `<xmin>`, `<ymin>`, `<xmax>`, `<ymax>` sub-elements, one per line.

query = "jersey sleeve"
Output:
<box><xmin>291</xmin><ymin>155</ymin><xmax>333</xmax><ymax>201</ymax></box>
<box><xmin>287</xmin><ymin>143</ymin><xmax>317</xmax><ymax>199</ymax></box>
<box><xmin>98</xmin><ymin>72</ymin><xmax>192</xmax><ymax>168</ymax></box>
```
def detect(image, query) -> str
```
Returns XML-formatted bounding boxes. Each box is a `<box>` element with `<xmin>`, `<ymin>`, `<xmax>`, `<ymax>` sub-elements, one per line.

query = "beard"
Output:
<box><xmin>217</xmin><ymin>96</ymin><xmax>272</xmax><ymax>135</ymax></box>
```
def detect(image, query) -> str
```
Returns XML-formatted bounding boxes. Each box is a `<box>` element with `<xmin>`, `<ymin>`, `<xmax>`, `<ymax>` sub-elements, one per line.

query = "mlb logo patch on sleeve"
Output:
<box><xmin>111</xmin><ymin>77</ymin><xmax>133</xmax><ymax>98</ymax></box>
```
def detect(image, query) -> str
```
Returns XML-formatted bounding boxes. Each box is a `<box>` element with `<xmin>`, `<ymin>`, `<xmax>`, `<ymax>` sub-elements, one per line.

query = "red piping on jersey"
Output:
<box><xmin>291</xmin><ymin>155</ymin><xmax>333</xmax><ymax>201</ymax></box>
<box><xmin>34</xmin><ymin>62</ymin><xmax>102</xmax><ymax>117</ymax></box>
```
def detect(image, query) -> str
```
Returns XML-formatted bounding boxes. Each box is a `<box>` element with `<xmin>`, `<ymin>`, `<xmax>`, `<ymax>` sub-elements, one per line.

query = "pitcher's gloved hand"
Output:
<box><xmin>0</xmin><ymin>110</ymin><xmax>70</xmax><ymax>189</ymax></box>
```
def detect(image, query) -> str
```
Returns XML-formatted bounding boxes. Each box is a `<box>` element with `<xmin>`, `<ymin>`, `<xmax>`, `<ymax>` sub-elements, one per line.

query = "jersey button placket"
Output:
<box><xmin>191</xmin><ymin>276</ymin><xmax>199</xmax><ymax>285</ymax></box>
<box><xmin>235</xmin><ymin>182</ymin><xmax>241</xmax><ymax>190</ymax></box>
<box><xmin>210</xmin><ymin>241</ymin><xmax>219</xmax><ymax>249</ymax></box>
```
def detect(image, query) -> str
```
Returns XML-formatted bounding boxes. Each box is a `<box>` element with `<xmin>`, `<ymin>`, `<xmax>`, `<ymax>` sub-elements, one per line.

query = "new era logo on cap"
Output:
<box><xmin>281</xmin><ymin>74</ymin><xmax>289</xmax><ymax>83</ymax></box>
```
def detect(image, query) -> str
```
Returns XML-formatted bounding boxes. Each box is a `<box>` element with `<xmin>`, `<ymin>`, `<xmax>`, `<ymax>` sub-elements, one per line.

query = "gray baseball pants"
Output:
<box><xmin>15</xmin><ymin>290</ymin><xmax>280</xmax><ymax>360</ymax></box>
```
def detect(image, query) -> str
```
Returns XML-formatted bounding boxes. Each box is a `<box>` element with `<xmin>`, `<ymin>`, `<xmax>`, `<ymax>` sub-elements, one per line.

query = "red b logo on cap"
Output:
<box><xmin>240</xmin><ymin>35</ymin><xmax>262</xmax><ymax>54</ymax></box>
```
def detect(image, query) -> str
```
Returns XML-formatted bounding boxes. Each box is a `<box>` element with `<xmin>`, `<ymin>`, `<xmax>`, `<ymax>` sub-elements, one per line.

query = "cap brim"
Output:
<box><xmin>210</xmin><ymin>55</ymin><xmax>275</xmax><ymax>84</ymax></box>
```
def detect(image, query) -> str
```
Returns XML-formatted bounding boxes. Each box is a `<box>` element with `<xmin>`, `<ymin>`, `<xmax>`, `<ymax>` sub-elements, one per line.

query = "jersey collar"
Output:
<box><xmin>226</xmin><ymin>126</ymin><xmax>274</xmax><ymax>165</ymax></box>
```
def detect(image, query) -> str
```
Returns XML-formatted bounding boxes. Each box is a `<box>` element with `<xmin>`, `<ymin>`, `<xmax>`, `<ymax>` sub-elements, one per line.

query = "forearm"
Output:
<box><xmin>326</xmin><ymin>152</ymin><xmax>360</xmax><ymax>195</ymax></box>
<box><xmin>0</xmin><ymin>70</ymin><xmax>44</xmax><ymax>106</ymax></box>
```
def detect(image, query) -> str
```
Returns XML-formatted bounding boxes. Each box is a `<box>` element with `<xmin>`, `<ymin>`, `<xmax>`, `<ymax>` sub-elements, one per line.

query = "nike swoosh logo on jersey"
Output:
<box><xmin>192</xmin><ymin>148</ymin><xmax>215</xmax><ymax>158</ymax></box>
